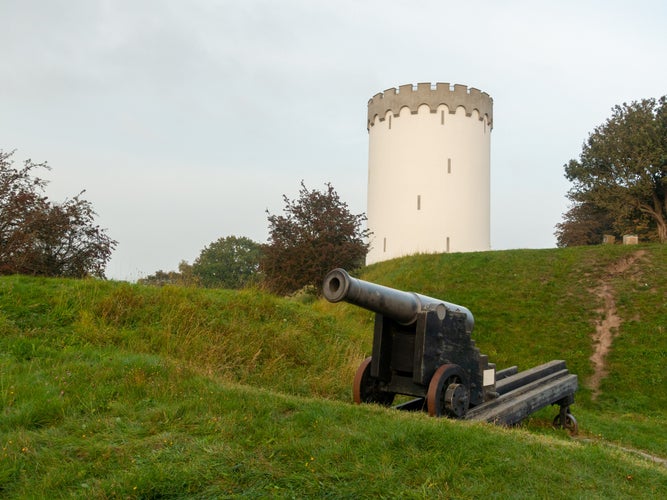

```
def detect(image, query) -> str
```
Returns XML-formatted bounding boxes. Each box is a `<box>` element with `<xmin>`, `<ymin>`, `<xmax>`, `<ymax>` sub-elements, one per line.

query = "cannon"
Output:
<box><xmin>323</xmin><ymin>269</ymin><xmax>578</xmax><ymax>432</ymax></box>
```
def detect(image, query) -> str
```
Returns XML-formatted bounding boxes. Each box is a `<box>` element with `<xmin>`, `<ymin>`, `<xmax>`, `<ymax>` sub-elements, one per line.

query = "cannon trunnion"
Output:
<box><xmin>323</xmin><ymin>269</ymin><xmax>578</xmax><ymax>432</ymax></box>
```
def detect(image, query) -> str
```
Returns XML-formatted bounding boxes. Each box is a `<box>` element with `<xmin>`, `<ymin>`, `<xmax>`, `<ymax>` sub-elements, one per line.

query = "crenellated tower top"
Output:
<box><xmin>367</xmin><ymin>82</ymin><xmax>493</xmax><ymax>130</ymax></box>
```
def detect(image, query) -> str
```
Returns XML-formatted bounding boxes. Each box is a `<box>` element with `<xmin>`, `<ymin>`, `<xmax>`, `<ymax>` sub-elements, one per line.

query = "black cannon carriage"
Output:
<box><xmin>323</xmin><ymin>268</ymin><xmax>578</xmax><ymax>432</ymax></box>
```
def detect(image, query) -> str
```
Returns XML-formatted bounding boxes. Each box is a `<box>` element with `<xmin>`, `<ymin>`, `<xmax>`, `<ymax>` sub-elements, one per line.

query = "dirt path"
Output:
<box><xmin>575</xmin><ymin>437</ymin><xmax>667</xmax><ymax>468</ymax></box>
<box><xmin>587</xmin><ymin>250</ymin><xmax>647</xmax><ymax>399</ymax></box>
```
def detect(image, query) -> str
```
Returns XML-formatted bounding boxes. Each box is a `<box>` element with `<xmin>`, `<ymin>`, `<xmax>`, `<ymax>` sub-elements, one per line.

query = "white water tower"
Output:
<box><xmin>366</xmin><ymin>82</ymin><xmax>493</xmax><ymax>265</ymax></box>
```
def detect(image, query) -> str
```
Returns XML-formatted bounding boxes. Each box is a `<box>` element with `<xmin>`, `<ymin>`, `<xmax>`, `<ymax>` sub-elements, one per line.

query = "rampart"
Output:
<box><xmin>367</xmin><ymin>82</ymin><xmax>493</xmax><ymax>130</ymax></box>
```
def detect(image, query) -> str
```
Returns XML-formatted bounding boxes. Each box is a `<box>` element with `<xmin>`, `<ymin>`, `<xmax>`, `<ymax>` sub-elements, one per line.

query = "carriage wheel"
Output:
<box><xmin>426</xmin><ymin>364</ymin><xmax>469</xmax><ymax>418</ymax></box>
<box><xmin>553</xmin><ymin>411</ymin><xmax>578</xmax><ymax>435</ymax></box>
<box><xmin>353</xmin><ymin>357</ymin><xmax>395</xmax><ymax>406</ymax></box>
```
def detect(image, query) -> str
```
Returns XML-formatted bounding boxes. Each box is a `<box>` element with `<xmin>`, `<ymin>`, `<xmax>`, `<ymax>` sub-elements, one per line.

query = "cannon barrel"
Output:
<box><xmin>322</xmin><ymin>268</ymin><xmax>474</xmax><ymax>331</ymax></box>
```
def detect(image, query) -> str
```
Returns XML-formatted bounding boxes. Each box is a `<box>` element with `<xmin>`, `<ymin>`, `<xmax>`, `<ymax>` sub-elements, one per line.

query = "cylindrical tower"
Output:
<box><xmin>366</xmin><ymin>82</ymin><xmax>493</xmax><ymax>265</ymax></box>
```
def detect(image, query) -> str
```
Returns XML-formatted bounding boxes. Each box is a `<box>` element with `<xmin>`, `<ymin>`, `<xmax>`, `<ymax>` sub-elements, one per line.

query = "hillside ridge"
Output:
<box><xmin>1</xmin><ymin>244</ymin><xmax>666</xmax><ymax>497</ymax></box>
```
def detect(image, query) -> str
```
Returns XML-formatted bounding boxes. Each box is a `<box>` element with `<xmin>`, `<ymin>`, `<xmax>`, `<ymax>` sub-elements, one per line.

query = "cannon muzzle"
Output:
<box><xmin>323</xmin><ymin>268</ymin><xmax>473</xmax><ymax>331</ymax></box>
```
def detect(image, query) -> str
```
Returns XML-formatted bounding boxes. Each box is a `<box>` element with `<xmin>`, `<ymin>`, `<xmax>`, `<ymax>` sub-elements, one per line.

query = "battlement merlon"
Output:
<box><xmin>367</xmin><ymin>82</ymin><xmax>493</xmax><ymax>130</ymax></box>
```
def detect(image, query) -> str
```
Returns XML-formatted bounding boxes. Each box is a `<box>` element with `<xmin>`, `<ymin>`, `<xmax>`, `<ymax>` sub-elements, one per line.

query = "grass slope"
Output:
<box><xmin>1</xmin><ymin>244</ymin><xmax>666</xmax><ymax>497</ymax></box>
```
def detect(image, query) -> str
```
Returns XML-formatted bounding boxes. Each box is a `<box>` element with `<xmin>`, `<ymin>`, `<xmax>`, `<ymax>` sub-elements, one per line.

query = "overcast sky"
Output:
<box><xmin>1</xmin><ymin>0</ymin><xmax>666</xmax><ymax>280</ymax></box>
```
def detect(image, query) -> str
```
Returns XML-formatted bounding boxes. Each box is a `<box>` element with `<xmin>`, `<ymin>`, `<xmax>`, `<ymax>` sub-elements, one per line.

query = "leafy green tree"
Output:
<box><xmin>560</xmin><ymin>96</ymin><xmax>667</xmax><ymax>244</ymax></box>
<box><xmin>0</xmin><ymin>150</ymin><xmax>116</xmax><ymax>277</ymax></box>
<box><xmin>261</xmin><ymin>181</ymin><xmax>370</xmax><ymax>295</ymax></box>
<box><xmin>555</xmin><ymin>202</ymin><xmax>615</xmax><ymax>247</ymax></box>
<box><xmin>192</xmin><ymin>236</ymin><xmax>262</xmax><ymax>289</ymax></box>
<box><xmin>139</xmin><ymin>261</ymin><xmax>199</xmax><ymax>287</ymax></box>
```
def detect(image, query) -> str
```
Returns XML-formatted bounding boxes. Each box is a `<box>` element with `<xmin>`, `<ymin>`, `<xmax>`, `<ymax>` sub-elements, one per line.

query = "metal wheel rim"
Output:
<box><xmin>553</xmin><ymin>412</ymin><xmax>578</xmax><ymax>434</ymax></box>
<box><xmin>426</xmin><ymin>364</ymin><xmax>469</xmax><ymax>418</ymax></box>
<box><xmin>353</xmin><ymin>357</ymin><xmax>394</xmax><ymax>406</ymax></box>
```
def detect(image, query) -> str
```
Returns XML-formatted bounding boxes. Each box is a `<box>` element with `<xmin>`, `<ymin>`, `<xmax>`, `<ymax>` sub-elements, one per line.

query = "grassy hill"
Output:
<box><xmin>1</xmin><ymin>244</ymin><xmax>666</xmax><ymax>497</ymax></box>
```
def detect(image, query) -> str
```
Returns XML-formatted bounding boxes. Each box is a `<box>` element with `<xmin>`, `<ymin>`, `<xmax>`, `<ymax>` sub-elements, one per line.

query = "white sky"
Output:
<box><xmin>1</xmin><ymin>0</ymin><xmax>666</xmax><ymax>281</ymax></box>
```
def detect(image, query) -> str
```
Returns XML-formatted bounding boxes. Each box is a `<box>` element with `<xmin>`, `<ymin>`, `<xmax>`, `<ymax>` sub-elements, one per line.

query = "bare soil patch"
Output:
<box><xmin>587</xmin><ymin>250</ymin><xmax>648</xmax><ymax>398</ymax></box>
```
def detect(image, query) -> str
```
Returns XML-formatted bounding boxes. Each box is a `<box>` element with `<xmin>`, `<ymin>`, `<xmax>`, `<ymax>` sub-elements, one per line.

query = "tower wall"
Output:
<box><xmin>366</xmin><ymin>83</ymin><xmax>493</xmax><ymax>265</ymax></box>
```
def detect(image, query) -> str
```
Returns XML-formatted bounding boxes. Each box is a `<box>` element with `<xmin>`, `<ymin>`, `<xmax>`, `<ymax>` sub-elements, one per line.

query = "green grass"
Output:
<box><xmin>1</xmin><ymin>244</ymin><xmax>666</xmax><ymax>497</ymax></box>
<box><xmin>2</xmin><ymin>347</ymin><xmax>666</xmax><ymax>498</ymax></box>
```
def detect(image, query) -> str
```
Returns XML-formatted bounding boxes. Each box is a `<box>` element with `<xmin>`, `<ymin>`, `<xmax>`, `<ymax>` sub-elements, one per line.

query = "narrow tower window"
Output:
<box><xmin>446</xmin><ymin>236</ymin><xmax>450</xmax><ymax>253</ymax></box>
<box><xmin>447</xmin><ymin>158</ymin><xmax>452</xmax><ymax>174</ymax></box>
<box><xmin>417</xmin><ymin>195</ymin><xmax>421</xmax><ymax>210</ymax></box>
<box><xmin>383</xmin><ymin>237</ymin><xmax>387</xmax><ymax>253</ymax></box>
<box><xmin>388</xmin><ymin>115</ymin><xmax>392</xmax><ymax>130</ymax></box>
<box><xmin>441</xmin><ymin>110</ymin><xmax>445</xmax><ymax>125</ymax></box>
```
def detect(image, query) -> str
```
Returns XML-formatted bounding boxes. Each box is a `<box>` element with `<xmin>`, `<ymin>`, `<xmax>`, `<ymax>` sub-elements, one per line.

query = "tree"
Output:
<box><xmin>555</xmin><ymin>202</ymin><xmax>615</xmax><ymax>247</ymax></box>
<box><xmin>261</xmin><ymin>181</ymin><xmax>370</xmax><ymax>295</ymax></box>
<box><xmin>0</xmin><ymin>150</ymin><xmax>117</xmax><ymax>278</ymax></box>
<box><xmin>192</xmin><ymin>236</ymin><xmax>262</xmax><ymax>289</ymax></box>
<box><xmin>138</xmin><ymin>261</ymin><xmax>199</xmax><ymax>287</ymax></box>
<box><xmin>560</xmin><ymin>96</ymin><xmax>667</xmax><ymax>244</ymax></box>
